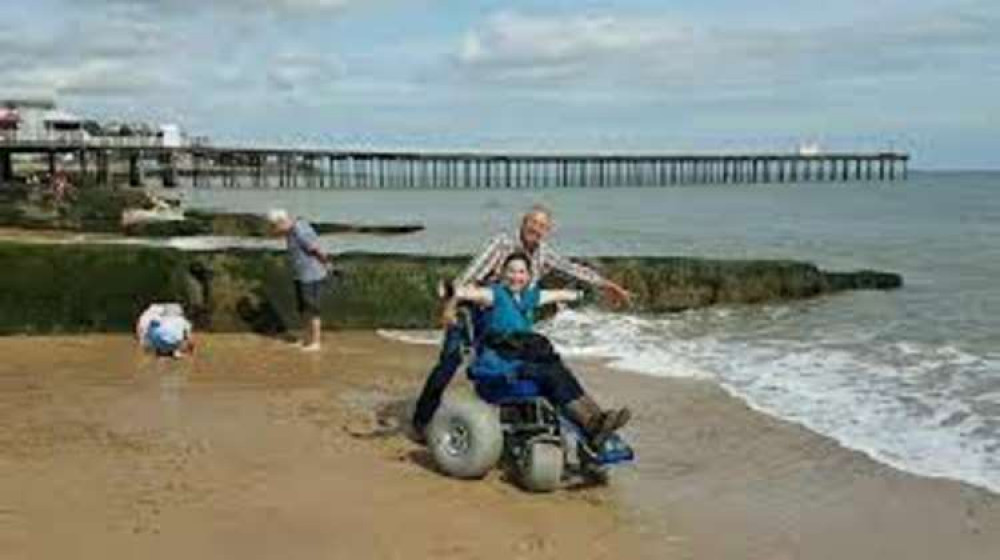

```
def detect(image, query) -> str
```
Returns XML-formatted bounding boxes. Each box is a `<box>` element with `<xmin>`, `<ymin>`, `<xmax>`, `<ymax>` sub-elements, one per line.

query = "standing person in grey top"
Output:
<box><xmin>268</xmin><ymin>209</ymin><xmax>331</xmax><ymax>352</ymax></box>
<box><xmin>411</xmin><ymin>204</ymin><xmax>631</xmax><ymax>438</ymax></box>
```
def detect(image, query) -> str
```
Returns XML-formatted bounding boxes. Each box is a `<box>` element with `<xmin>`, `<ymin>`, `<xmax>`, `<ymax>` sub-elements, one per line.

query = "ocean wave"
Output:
<box><xmin>583</xmin><ymin>310</ymin><xmax>1000</xmax><ymax>494</ymax></box>
<box><xmin>376</xmin><ymin>329</ymin><xmax>441</xmax><ymax>346</ymax></box>
<box><xmin>378</xmin><ymin>305</ymin><xmax>1000</xmax><ymax>493</ymax></box>
<box><xmin>538</xmin><ymin>308</ymin><xmax>1000</xmax><ymax>494</ymax></box>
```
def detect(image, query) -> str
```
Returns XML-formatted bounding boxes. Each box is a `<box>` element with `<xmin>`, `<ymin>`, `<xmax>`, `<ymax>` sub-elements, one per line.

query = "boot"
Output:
<box><xmin>564</xmin><ymin>396</ymin><xmax>632</xmax><ymax>450</ymax></box>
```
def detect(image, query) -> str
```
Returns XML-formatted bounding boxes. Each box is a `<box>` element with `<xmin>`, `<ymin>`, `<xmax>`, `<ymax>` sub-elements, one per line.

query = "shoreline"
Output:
<box><xmin>711</xmin><ymin>375</ymin><xmax>1000</xmax><ymax>498</ymax></box>
<box><xmin>571</xmin><ymin>358</ymin><xmax>1000</xmax><ymax>559</ymax></box>
<box><xmin>2</xmin><ymin>331</ymin><xmax>999</xmax><ymax>559</ymax></box>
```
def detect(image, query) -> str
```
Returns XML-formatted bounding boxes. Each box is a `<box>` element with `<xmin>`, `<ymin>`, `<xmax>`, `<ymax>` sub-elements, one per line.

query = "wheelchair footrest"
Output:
<box><xmin>581</xmin><ymin>434</ymin><xmax>635</xmax><ymax>466</ymax></box>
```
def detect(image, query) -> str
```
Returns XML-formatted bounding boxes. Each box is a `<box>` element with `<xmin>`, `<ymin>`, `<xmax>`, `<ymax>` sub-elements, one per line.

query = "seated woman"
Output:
<box><xmin>444</xmin><ymin>251</ymin><xmax>631</xmax><ymax>449</ymax></box>
<box><xmin>136</xmin><ymin>303</ymin><xmax>196</xmax><ymax>358</ymax></box>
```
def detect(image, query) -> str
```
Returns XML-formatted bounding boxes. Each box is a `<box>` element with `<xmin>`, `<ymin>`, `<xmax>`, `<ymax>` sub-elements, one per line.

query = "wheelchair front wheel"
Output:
<box><xmin>428</xmin><ymin>396</ymin><xmax>503</xmax><ymax>479</ymax></box>
<box><xmin>517</xmin><ymin>440</ymin><xmax>564</xmax><ymax>492</ymax></box>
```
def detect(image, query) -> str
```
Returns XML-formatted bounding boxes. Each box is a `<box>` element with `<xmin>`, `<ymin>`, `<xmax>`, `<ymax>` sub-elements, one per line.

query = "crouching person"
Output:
<box><xmin>136</xmin><ymin>303</ymin><xmax>195</xmax><ymax>358</ymax></box>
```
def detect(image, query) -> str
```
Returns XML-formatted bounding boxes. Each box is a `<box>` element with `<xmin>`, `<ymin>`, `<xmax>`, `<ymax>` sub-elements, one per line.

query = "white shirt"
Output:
<box><xmin>137</xmin><ymin>303</ymin><xmax>190</xmax><ymax>350</ymax></box>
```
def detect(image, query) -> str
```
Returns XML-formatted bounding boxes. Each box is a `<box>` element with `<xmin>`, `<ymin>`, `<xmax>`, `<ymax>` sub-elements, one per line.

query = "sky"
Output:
<box><xmin>1</xmin><ymin>0</ymin><xmax>997</xmax><ymax>169</ymax></box>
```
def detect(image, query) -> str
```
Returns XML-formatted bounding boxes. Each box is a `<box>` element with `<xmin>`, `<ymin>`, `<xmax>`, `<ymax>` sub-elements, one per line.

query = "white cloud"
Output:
<box><xmin>265</xmin><ymin>51</ymin><xmax>345</xmax><ymax>93</ymax></box>
<box><xmin>0</xmin><ymin>1</ymin><xmax>350</xmax><ymax>104</ymax></box>
<box><xmin>0</xmin><ymin>7</ymin><xmax>177</xmax><ymax>99</ymax></box>
<box><xmin>105</xmin><ymin>0</ymin><xmax>360</xmax><ymax>17</ymax></box>
<box><xmin>4</xmin><ymin>58</ymin><xmax>179</xmax><ymax>98</ymax></box>
<box><xmin>271</xmin><ymin>0</ymin><xmax>352</xmax><ymax>10</ymax></box>
<box><xmin>454</xmin><ymin>4</ymin><xmax>1000</xmax><ymax>89</ymax></box>
<box><xmin>457</xmin><ymin>12</ymin><xmax>692</xmax><ymax>81</ymax></box>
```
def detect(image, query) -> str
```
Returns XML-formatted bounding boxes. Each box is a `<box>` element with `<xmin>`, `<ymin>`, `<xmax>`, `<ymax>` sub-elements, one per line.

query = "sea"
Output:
<box><xmin>181</xmin><ymin>171</ymin><xmax>1000</xmax><ymax>494</ymax></box>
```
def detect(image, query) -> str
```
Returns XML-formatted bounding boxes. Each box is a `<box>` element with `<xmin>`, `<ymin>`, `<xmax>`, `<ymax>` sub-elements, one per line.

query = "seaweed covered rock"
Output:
<box><xmin>3</xmin><ymin>187</ymin><xmax>423</xmax><ymax>237</ymax></box>
<box><xmin>122</xmin><ymin>210</ymin><xmax>424</xmax><ymax>237</ymax></box>
<box><xmin>0</xmin><ymin>187</ymin><xmax>149</xmax><ymax>232</ymax></box>
<box><xmin>0</xmin><ymin>242</ymin><xmax>903</xmax><ymax>335</ymax></box>
<box><xmin>0</xmin><ymin>243</ymin><xmax>188</xmax><ymax>333</ymax></box>
<box><xmin>582</xmin><ymin>257</ymin><xmax>832</xmax><ymax>312</ymax></box>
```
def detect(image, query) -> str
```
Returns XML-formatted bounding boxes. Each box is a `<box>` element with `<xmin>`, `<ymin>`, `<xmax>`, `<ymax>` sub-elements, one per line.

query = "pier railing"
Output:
<box><xmin>0</xmin><ymin>142</ymin><xmax>910</xmax><ymax>189</ymax></box>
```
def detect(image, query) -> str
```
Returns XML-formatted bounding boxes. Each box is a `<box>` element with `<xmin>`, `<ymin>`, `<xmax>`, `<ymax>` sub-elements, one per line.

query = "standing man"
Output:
<box><xmin>411</xmin><ymin>204</ymin><xmax>631</xmax><ymax>437</ymax></box>
<box><xmin>268</xmin><ymin>209</ymin><xmax>331</xmax><ymax>352</ymax></box>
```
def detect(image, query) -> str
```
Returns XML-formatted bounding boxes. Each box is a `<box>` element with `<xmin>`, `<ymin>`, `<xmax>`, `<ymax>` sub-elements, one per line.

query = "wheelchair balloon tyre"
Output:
<box><xmin>428</xmin><ymin>395</ymin><xmax>504</xmax><ymax>479</ymax></box>
<box><xmin>516</xmin><ymin>439</ymin><xmax>564</xmax><ymax>493</ymax></box>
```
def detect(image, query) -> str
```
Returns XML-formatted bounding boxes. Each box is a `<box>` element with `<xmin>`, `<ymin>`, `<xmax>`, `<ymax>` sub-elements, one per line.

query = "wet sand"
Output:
<box><xmin>2</xmin><ymin>333</ymin><xmax>1000</xmax><ymax>559</ymax></box>
<box><xmin>575</xmin><ymin>362</ymin><xmax>1000</xmax><ymax>560</ymax></box>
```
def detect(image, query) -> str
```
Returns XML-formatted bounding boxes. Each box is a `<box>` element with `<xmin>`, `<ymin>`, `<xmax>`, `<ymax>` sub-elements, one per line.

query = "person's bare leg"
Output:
<box><xmin>302</xmin><ymin>316</ymin><xmax>322</xmax><ymax>351</ymax></box>
<box><xmin>311</xmin><ymin>317</ymin><xmax>322</xmax><ymax>348</ymax></box>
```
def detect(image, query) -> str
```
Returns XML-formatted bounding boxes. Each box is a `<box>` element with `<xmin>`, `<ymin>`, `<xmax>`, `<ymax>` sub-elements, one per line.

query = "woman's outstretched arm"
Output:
<box><xmin>452</xmin><ymin>285</ymin><xmax>494</xmax><ymax>306</ymax></box>
<box><xmin>539</xmin><ymin>289</ymin><xmax>583</xmax><ymax>306</ymax></box>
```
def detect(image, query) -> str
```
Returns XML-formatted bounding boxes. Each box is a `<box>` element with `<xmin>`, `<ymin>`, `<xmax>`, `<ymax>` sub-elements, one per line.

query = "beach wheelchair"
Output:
<box><xmin>427</xmin><ymin>308</ymin><xmax>634</xmax><ymax>492</ymax></box>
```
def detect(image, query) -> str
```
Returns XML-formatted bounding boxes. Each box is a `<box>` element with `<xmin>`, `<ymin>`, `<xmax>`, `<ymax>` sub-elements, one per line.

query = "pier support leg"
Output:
<box><xmin>129</xmin><ymin>152</ymin><xmax>142</xmax><ymax>188</ymax></box>
<box><xmin>257</xmin><ymin>155</ymin><xmax>266</xmax><ymax>188</ymax></box>
<box><xmin>97</xmin><ymin>151</ymin><xmax>109</xmax><ymax>186</ymax></box>
<box><xmin>79</xmin><ymin>150</ymin><xmax>88</xmax><ymax>186</ymax></box>
<box><xmin>0</xmin><ymin>151</ymin><xmax>11</xmax><ymax>186</ymax></box>
<box><xmin>162</xmin><ymin>152</ymin><xmax>176</xmax><ymax>188</ymax></box>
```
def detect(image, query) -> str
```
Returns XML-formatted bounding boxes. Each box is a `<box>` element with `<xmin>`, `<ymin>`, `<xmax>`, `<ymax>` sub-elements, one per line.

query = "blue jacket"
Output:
<box><xmin>484</xmin><ymin>283</ymin><xmax>540</xmax><ymax>336</ymax></box>
<box><xmin>470</xmin><ymin>283</ymin><xmax>541</xmax><ymax>380</ymax></box>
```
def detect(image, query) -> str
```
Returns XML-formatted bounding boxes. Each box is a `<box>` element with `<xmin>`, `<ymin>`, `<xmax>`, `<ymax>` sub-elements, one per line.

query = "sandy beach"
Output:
<box><xmin>2</xmin><ymin>332</ymin><xmax>999</xmax><ymax>560</ymax></box>
<box><xmin>0</xmin><ymin>333</ymin><xmax>637</xmax><ymax>560</ymax></box>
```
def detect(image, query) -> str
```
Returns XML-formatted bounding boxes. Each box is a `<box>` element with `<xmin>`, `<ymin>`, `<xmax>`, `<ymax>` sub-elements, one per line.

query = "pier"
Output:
<box><xmin>0</xmin><ymin>141</ymin><xmax>909</xmax><ymax>189</ymax></box>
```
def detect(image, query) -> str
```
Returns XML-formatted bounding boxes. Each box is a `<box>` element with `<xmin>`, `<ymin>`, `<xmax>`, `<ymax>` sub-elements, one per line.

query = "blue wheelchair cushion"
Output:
<box><xmin>469</xmin><ymin>348</ymin><xmax>545</xmax><ymax>403</ymax></box>
<box><xmin>468</xmin><ymin>347</ymin><xmax>520</xmax><ymax>381</ymax></box>
<box><xmin>475</xmin><ymin>378</ymin><xmax>544</xmax><ymax>403</ymax></box>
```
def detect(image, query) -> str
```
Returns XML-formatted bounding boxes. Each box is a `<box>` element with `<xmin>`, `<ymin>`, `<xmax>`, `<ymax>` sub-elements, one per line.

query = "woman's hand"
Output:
<box><xmin>437</xmin><ymin>279</ymin><xmax>456</xmax><ymax>300</ymax></box>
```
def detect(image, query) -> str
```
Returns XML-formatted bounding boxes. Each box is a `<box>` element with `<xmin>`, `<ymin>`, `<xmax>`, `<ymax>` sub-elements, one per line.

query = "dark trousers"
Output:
<box><xmin>412</xmin><ymin>309</ymin><xmax>481</xmax><ymax>430</ymax></box>
<box><xmin>487</xmin><ymin>332</ymin><xmax>585</xmax><ymax>407</ymax></box>
<box><xmin>411</xmin><ymin>321</ymin><xmax>586</xmax><ymax>429</ymax></box>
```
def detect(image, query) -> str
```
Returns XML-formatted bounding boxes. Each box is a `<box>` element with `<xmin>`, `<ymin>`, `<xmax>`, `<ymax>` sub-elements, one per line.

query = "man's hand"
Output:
<box><xmin>601</xmin><ymin>282</ymin><xmax>633</xmax><ymax>309</ymax></box>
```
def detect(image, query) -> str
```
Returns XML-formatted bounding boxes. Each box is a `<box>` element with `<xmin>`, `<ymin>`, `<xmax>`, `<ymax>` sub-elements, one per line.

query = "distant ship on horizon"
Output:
<box><xmin>797</xmin><ymin>141</ymin><xmax>821</xmax><ymax>156</ymax></box>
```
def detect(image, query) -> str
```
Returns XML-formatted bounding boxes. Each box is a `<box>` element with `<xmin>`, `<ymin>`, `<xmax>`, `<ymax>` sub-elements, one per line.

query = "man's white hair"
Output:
<box><xmin>524</xmin><ymin>204</ymin><xmax>552</xmax><ymax>221</ymax></box>
<box><xmin>266</xmin><ymin>208</ymin><xmax>290</xmax><ymax>225</ymax></box>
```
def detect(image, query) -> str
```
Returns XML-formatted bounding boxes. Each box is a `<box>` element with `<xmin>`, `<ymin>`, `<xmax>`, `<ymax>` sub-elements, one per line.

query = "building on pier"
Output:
<box><xmin>0</xmin><ymin>99</ymin><xmax>190</xmax><ymax>148</ymax></box>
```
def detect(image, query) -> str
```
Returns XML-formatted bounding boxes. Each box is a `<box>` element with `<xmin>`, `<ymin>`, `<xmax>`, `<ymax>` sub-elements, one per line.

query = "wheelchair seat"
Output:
<box><xmin>474</xmin><ymin>377</ymin><xmax>544</xmax><ymax>404</ymax></box>
<box><xmin>466</xmin><ymin>337</ymin><xmax>547</xmax><ymax>404</ymax></box>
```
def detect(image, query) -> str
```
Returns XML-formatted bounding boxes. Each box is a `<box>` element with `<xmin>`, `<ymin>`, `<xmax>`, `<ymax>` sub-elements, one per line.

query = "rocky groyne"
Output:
<box><xmin>0</xmin><ymin>242</ymin><xmax>902</xmax><ymax>335</ymax></box>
